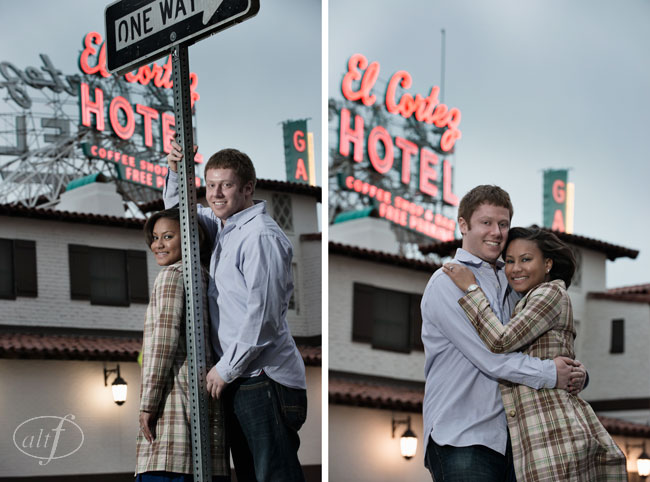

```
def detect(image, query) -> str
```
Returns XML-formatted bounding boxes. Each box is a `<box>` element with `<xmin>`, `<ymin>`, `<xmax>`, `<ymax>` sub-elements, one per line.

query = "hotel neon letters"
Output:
<box><xmin>338</xmin><ymin>53</ymin><xmax>461</xmax><ymax>241</ymax></box>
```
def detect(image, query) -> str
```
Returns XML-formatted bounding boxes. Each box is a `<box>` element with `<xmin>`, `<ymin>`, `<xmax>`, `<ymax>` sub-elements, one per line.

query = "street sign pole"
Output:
<box><xmin>104</xmin><ymin>2</ymin><xmax>261</xmax><ymax>479</ymax></box>
<box><xmin>171</xmin><ymin>44</ymin><xmax>211</xmax><ymax>481</ymax></box>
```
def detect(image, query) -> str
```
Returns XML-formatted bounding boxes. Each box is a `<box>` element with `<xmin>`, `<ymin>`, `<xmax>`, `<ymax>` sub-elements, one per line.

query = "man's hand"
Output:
<box><xmin>554</xmin><ymin>356</ymin><xmax>580</xmax><ymax>391</ymax></box>
<box><xmin>166</xmin><ymin>140</ymin><xmax>198</xmax><ymax>173</ymax></box>
<box><xmin>139</xmin><ymin>411</ymin><xmax>156</xmax><ymax>443</ymax></box>
<box><xmin>206</xmin><ymin>365</ymin><xmax>228</xmax><ymax>399</ymax></box>
<box><xmin>567</xmin><ymin>359</ymin><xmax>587</xmax><ymax>395</ymax></box>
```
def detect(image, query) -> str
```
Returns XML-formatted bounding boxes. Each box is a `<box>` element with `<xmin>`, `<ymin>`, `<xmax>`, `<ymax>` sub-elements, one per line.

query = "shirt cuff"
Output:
<box><xmin>215</xmin><ymin>360</ymin><xmax>236</xmax><ymax>384</ymax></box>
<box><xmin>541</xmin><ymin>358</ymin><xmax>557</xmax><ymax>389</ymax></box>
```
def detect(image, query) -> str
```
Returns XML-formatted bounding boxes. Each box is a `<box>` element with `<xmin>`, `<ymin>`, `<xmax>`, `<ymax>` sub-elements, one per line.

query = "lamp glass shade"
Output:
<box><xmin>111</xmin><ymin>377</ymin><xmax>127</xmax><ymax>405</ymax></box>
<box><xmin>400</xmin><ymin>429</ymin><xmax>418</xmax><ymax>459</ymax></box>
<box><xmin>638</xmin><ymin>452</ymin><xmax>650</xmax><ymax>477</ymax></box>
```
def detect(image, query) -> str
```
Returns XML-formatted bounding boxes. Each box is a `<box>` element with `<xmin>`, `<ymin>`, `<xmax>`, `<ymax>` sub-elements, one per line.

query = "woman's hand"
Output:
<box><xmin>139</xmin><ymin>411</ymin><xmax>156</xmax><ymax>443</ymax></box>
<box><xmin>442</xmin><ymin>263</ymin><xmax>476</xmax><ymax>292</ymax></box>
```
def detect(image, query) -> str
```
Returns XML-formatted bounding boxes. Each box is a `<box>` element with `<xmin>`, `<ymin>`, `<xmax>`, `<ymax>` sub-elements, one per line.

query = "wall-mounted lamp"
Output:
<box><xmin>392</xmin><ymin>414</ymin><xmax>418</xmax><ymax>460</ymax></box>
<box><xmin>104</xmin><ymin>364</ymin><xmax>127</xmax><ymax>406</ymax></box>
<box><xmin>627</xmin><ymin>441</ymin><xmax>650</xmax><ymax>478</ymax></box>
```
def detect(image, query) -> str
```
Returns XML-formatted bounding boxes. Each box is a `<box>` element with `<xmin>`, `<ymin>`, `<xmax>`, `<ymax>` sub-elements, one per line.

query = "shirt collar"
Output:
<box><xmin>224</xmin><ymin>199</ymin><xmax>266</xmax><ymax>228</ymax></box>
<box><xmin>455</xmin><ymin>247</ymin><xmax>505</xmax><ymax>269</ymax></box>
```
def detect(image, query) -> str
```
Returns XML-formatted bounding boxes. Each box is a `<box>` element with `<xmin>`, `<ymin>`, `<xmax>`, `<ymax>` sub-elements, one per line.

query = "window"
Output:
<box><xmin>0</xmin><ymin>238</ymin><xmax>37</xmax><ymax>299</ymax></box>
<box><xmin>352</xmin><ymin>283</ymin><xmax>423</xmax><ymax>353</ymax></box>
<box><xmin>610</xmin><ymin>319</ymin><xmax>624</xmax><ymax>354</ymax></box>
<box><xmin>571</xmin><ymin>247</ymin><xmax>582</xmax><ymax>288</ymax></box>
<box><xmin>271</xmin><ymin>193</ymin><xmax>294</xmax><ymax>233</ymax></box>
<box><xmin>68</xmin><ymin>245</ymin><xmax>149</xmax><ymax>306</ymax></box>
<box><xmin>288</xmin><ymin>262</ymin><xmax>299</xmax><ymax>313</ymax></box>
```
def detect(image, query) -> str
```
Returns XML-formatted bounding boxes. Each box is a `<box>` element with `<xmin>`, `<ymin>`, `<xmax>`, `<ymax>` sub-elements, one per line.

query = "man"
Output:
<box><xmin>421</xmin><ymin>185</ymin><xmax>585</xmax><ymax>481</ymax></box>
<box><xmin>165</xmin><ymin>142</ymin><xmax>307</xmax><ymax>482</ymax></box>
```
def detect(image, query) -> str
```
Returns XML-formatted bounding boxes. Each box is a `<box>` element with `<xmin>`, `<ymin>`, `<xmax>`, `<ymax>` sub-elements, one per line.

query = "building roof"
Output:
<box><xmin>597</xmin><ymin>416</ymin><xmax>650</xmax><ymax>437</ymax></box>
<box><xmin>420</xmin><ymin>229</ymin><xmax>639</xmax><ymax>261</ymax></box>
<box><xmin>329</xmin><ymin>241</ymin><xmax>440</xmax><ymax>273</ymax></box>
<box><xmin>0</xmin><ymin>332</ymin><xmax>141</xmax><ymax>361</ymax></box>
<box><xmin>329</xmin><ymin>373</ymin><xmax>650</xmax><ymax>437</ymax></box>
<box><xmin>333</xmin><ymin>207</ymin><xmax>376</xmax><ymax>224</ymax></box>
<box><xmin>0</xmin><ymin>203</ymin><xmax>145</xmax><ymax>229</ymax></box>
<box><xmin>329</xmin><ymin>374</ymin><xmax>424</xmax><ymax>412</ymax></box>
<box><xmin>300</xmin><ymin>232</ymin><xmax>322</xmax><ymax>242</ymax></box>
<box><xmin>0</xmin><ymin>332</ymin><xmax>321</xmax><ymax>366</ymax></box>
<box><xmin>139</xmin><ymin>178</ymin><xmax>322</xmax><ymax>213</ymax></box>
<box><xmin>588</xmin><ymin>283</ymin><xmax>650</xmax><ymax>303</ymax></box>
<box><xmin>66</xmin><ymin>172</ymin><xmax>109</xmax><ymax>191</ymax></box>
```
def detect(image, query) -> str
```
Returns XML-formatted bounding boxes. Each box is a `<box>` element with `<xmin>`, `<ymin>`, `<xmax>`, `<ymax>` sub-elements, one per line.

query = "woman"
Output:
<box><xmin>443</xmin><ymin>226</ymin><xmax>627</xmax><ymax>481</ymax></box>
<box><xmin>136</xmin><ymin>208</ymin><xmax>229</xmax><ymax>482</ymax></box>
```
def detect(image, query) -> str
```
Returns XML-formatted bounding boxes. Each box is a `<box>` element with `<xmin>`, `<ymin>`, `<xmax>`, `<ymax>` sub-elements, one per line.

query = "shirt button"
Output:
<box><xmin>508</xmin><ymin>410</ymin><xmax>516</xmax><ymax>417</ymax></box>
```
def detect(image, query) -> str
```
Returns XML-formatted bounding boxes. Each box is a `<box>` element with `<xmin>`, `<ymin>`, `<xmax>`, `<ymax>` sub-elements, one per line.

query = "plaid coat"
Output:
<box><xmin>136</xmin><ymin>261</ymin><xmax>229</xmax><ymax>476</ymax></box>
<box><xmin>458</xmin><ymin>279</ymin><xmax>627</xmax><ymax>481</ymax></box>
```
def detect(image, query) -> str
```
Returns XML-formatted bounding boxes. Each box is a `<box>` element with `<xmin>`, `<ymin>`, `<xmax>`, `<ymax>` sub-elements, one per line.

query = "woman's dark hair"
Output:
<box><xmin>144</xmin><ymin>208</ymin><xmax>209</xmax><ymax>265</ymax></box>
<box><xmin>505</xmin><ymin>226</ymin><xmax>576</xmax><ymax>288</ymax></box>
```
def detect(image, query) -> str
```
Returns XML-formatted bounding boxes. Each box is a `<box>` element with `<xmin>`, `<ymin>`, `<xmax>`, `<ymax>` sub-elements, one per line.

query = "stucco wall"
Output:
<box><xmin>329</xmin><ymin>254</ymin><xmax>431</xmax><ymax>382</ymax></box>
<box><xmin>1</xmin><ymin>216</ymin><xmax>154</xmax><ymax>332</ymax></box>
<box><xmin>580</xmin><ymin>299</ymin><xmax>650</xmax><ymax>403</ymax></box>
<box><xmin>329</xmin><ymin>405</ymin><xmax>430</xmax><ymax>482</ymax></box>
<box><xmin>0</xmin><ymin>360</ymin><xmax>321</xmax><ymax>476</ymax></box>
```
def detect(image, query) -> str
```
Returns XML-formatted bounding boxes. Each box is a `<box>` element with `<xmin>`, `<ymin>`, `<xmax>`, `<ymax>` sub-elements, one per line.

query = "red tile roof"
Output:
<box><xmin>598</xmin><ymin>416</ymin><xmax>650</xmax><ymax>437</ymax></box>
<box><xmin>300</xmin><ymin>233</ymin><xmax>322</xmax><ymax>241</ymax></box>
<box><xmin>139</xmin><ymin>179</ymin><xmax>322</xmax><ymax>213</ymax></box>
<box><xmin>329</xmin><ymin>375</ymin><xmax>424</xmax><ymax>412</ymax></box>
<box><xmin>0</xmin><ymin>332</ymin><xmax>141</xmax><ymax>361</ymax></box>
<box><xmin>330</xmin><ymin>374</ymin><xmax>650</xmax><ymax>436</ymax></box>
<box><xmin>0</xmin><ymin>332</ymin><xmax>321</xmax><ymax>365</ymax></box>
<box><xmin>329</xmin><ymin>242</ymin><xmax>440</xmax><ymax>273</ymax></box>
<box><xmin>588</xmin><ymin>283</ymin><xmax>650</xmax><ymax>303</ymax></box>
<box><xmin>420</xmin><ymin>229</ymin><xmax>639</xmax><ymax>261</ymax></box>
<box><xmin>299</xmin><ymin>345</ymin><xmax>322</xmax><ymax>366</ymax></box>
<box><xmin>0</xmin><ymin>203</ymin><xmax>145</xmax><ymax>229</ymax></box>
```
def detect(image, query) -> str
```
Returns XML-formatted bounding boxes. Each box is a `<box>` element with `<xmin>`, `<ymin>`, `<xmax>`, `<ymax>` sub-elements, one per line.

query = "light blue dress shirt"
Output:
<box><xmin>421</xmin><ymin>248</ymin><xmax>557</xmax><ymax>456</ymax></box>
<box><xmin>164</xmin><ymin>171</ymin><xmax>306</xmax><ymax>390</ymax></box>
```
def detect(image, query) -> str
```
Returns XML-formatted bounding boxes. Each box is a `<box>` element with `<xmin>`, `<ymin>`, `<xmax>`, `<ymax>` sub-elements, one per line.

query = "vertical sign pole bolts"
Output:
<box><xmin>105</xmin><ymin>3</ymin><xmax>261</xmax><ymax>479</ymax></box>
<box><xmin>171</xmin><ymin>44</ymin><xmax>212</xmax><ymax>481</ymax></box>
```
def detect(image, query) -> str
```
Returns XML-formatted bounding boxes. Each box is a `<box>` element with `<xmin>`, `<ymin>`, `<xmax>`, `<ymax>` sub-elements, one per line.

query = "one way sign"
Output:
<box><xmin>105</xmin><ymin>0</ymin><xmax>259</xmax><ymax>75</ymax></box>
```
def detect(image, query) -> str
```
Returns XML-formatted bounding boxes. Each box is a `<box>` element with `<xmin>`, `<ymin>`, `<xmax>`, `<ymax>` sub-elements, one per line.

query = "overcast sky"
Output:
<box><xmin>1</xmin><ymin>0</ymin><xmax>648</xmax><ymax>288</ymax></box>
<box><xmin>329</xmin><ymin>0</ymin><xmax>650</xmax><ymax>289</ymax></box>
<box><xmin>0</xmin><ymin>0</ymin><xmax>321</xmax><ymax>184</ymax></box>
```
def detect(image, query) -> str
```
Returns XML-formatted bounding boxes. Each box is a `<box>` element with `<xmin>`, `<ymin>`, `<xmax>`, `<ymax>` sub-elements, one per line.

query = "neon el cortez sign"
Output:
<box><xmin>78</xmin><ymin>31</ymin><xmax>202</xmax><ymax>188</ymax></box>
<box><xmin>337</xmin><ymin>53</ymin><xmax>462</xmax><ymax>241</ymax></box>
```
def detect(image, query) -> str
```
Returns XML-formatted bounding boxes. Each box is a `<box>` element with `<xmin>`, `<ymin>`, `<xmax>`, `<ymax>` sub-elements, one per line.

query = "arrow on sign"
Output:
<box><xmin>201</xmin><ymin>0</ymin><xmax>224</xmax><ymax>24</ymax></box>
<box><xmin>115</xmin><ymin>0</ymin><xmax>225</xmax><ymax>51</ymax></box>
<box><xmin>105</xmin><ymin>0</ymin><xmax>259</xmax><ymax>75</ymax></box>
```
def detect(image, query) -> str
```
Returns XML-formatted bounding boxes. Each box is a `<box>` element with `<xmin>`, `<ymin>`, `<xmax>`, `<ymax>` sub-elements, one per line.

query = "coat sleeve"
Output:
<box><xmin>458</xmin><ymin>282</ymin><xmax>564</xmax><ymax>354</ymax></box>
<box><xmin>422</xmin><ymin>273</ymin><xmax>557</xmax><ymax>389</ymax></box>
<box><xmin>140</xmin><ymin>267</ymin><xmax>184</xmax><ymax>413</ymax></box>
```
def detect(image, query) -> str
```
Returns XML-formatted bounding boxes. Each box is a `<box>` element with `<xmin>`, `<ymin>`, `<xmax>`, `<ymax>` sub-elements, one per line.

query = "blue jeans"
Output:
<box><xmin>224</xmin><ymin>373</ymin><xmax>307</xmax><ymax>482</ymax></box>
<box><xmin>425</xmin><ymin>435</ymin><xmax>517</xmax><ymax>482</ymax></box>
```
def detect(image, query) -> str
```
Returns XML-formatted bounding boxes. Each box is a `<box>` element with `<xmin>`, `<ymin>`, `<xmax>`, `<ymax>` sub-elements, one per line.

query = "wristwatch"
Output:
<box><xmin>466</xmin><ymin>284</ymin><xmax>479</xmax><ymax>294</ymax></box>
